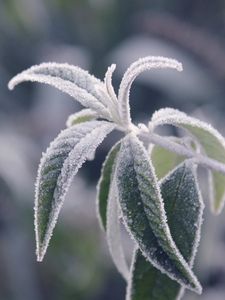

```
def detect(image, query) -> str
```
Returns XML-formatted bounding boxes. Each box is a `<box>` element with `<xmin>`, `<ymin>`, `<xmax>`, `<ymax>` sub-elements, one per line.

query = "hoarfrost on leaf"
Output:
<box><xmin>8</xmin><ymin>63</ymin><xmax>111</xmax><ymax>119</ymax></box>
<box><xmin>116</xmin><ymin>133</ymin><xmax>201</xmax><ymax>293</ymax></box>
<box><xmin>96</xmin><ymin>142</ymin><xmax>129</xmax><ymax>279</ymax></box>
<box><xmin>8</xmin><ymin>55</ymin><xmax>225</xmax><ymax>300</ymax></box>
<box><xmin>127</xmin><ymin>161</ymin><xmax>204</xmax><ymax>300</ymax></box>
<box><xmin>118</xmin><ymin>57</ymin><xmax>183</xmax><ymax>129</ymax></box>
<box><xmin>35</xmin><ymin>120</ymin><xmax>115</xmax><ymax>262</ymax></box>
<box><xmin>150</xmin><ymin>108</ymin><xmax>225</xmax><ymax>214</ymax></box>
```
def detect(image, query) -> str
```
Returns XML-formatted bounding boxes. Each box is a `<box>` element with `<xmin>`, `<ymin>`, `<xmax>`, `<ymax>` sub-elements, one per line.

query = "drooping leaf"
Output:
<box><xmin>118</xmin><ymin>57</ymin><xmax>183</xmax><ymax>128</ymax></box>
<box><xmin>106</xmin><ymin>176</ymin><xmax>129</xmax><ymax>280</ymax></box>
<box><xmin>151</xmin><ymin>107</ymin><xmax>225</xmax><ymax>214</ymax></box>
<box><xmin>8</xmin><ymin>63</ymin><xmax>110</xmax><ymax>118</ymax></box>
<box><xmin>96</xmin><ymin>142</ymin><xmax>121</xmax><ymax>230</ymax></box>
<box><xmin>116</xmin><ymin>134</ymin><xmax>201</xmax><ymax>293</ymax></box>
<box><xmin>128</xmin><ymin>162</ymin><xmax>204</xmax><ymax>300</ymax></box>
<box><xmin>66</xmin><ymin>108</ymin><xmax>98</xmax><ymax>127</ymax></box>
<box><xmin>35</xmin><ymin>120</ymin><xmax>115</xmax><ymax>262</ymax></box>
<box><xmin>150</xmin><ymin>141</ymin><xmax>185</xmax><ymax>180</ymax></box>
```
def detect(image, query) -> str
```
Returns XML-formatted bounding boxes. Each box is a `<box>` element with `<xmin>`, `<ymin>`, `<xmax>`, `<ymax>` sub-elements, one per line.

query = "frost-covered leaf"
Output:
<box><xmin>127</xmin><ymin>162</ymin><xmax>204</xmax><ymax>300</ymax></box>
<box><xmin>96</xmin><ymin>142</ymin><xmax>121</xmax><ymax>230</ymax></box>
<box><xmin>8</xmin><ymin>63</ymin><xmax>110</xmax><ymax>118</ymax></box>
<box><xmin>96</xmin><ymin>141</ymin><xmax>129</xmax><ymax>279</ymax></box>
<box><xmin>104</xmin><ymin>64</ymin><xmax>118</xmax><ymax>105</ymax></box>
<box><xmin>66</xmin><ymin>108</ymin><xmax>98</xmax><ymax>127</ymax></box>
<box><xmin>106</xmin><ymin>176</ymin><xmax>129</xmax><ymax>280</ymax></box>
<box><xmin>150</xmin><ymin>108</ymin><xmax>225</xmax><ymax>214</ymax></box>
<box><xmin>118</xmin><ymin>57</ymin><xmax>182</xmax><ymax>128</ymax></box>
<box><xmin>116</xmin><ymin>134</ymin><xmax>201</xmax><ymax>293</ymax></box>
<box><xmin>150</xmin><ymin>141</ymin><xmax>185</xmax><ymax>180</ymax></box>
<box><xmin>35</xmin><ymin>120</ymin><xmax>115</xmax><ymax>261</ymax></box>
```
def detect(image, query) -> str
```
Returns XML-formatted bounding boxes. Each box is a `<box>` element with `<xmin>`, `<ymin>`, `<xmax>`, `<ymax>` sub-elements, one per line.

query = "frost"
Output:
<box><xmin>106</xmin><ymin>176</ymin><xmax>129</xmax><ymax>280</ymax></box>
<box><xmin>8</xmin><ymin>56</ymin><xmax>225</xmax><ymax>300</ymax></box>
<box><xmin>116</xmin><ymin>134</ymin><xmax>201</xmax><ymax>293</ymax></box>
<box><xmin>8</xmin><ymin>63</ymin><xmax>111</xmax><ymax>119</ymax></box>
<box><xmin>66</xmin><ymin>108</ymin><xmax>98</xmax><ymax>127</ymax></box>
<box><xmin>104</xmin><ymin>64</ymin><xmax>118</xmax><ymax>106</ymax></box>
<box><xmin>95</xmin><ymin>141</ymin><xmax>129</xmax><ymax>279</ymax></box>
<box><xmin>150</xmin><ymin>107</ymin><xmax>225</xmax><ymax>214</ymax></box>
<box><xmin>126</xmin><ymin>161</ymin><xmax>204</xmax><ymax>300</ymax></box>
<box><xmin>118</xmin><ymin>57</ymin><xmax>183</xmax><ymax>128</ymax></box>
<box><xmin>35</xmin><ymin>120</ymin><xmax>115</xmax><ymax>261</ymax></box>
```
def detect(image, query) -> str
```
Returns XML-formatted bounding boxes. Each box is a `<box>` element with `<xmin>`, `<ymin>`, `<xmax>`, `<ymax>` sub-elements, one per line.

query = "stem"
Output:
<box><xmin>139</xmin><ymin>131</ymin><xmax>225</xmax><ymax>175</ymax></box>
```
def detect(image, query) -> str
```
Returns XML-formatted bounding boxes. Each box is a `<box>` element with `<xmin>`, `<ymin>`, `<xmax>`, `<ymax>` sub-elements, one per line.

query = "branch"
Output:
<box><xmin>139</xmin><ymin>132</ymin><xmax>225</xmax><ymax>175</ymax></box>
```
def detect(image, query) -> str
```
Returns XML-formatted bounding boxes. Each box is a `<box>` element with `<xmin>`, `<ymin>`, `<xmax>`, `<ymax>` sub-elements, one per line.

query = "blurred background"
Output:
<box><xmin>1</xmin><ymin>0</ymin><xmax>225</xmax><ymax>299</ymax></box>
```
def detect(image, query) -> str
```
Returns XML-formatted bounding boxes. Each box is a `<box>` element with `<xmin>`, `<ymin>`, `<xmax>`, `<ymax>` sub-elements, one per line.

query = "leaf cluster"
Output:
<box><xmin>8</xmin><ymin>56</ymin><xmax>225</xmax><ymax>299</ymax></box>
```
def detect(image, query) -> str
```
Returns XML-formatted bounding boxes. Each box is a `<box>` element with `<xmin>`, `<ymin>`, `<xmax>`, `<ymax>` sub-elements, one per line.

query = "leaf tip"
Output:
<box><xmin>8</xmin><ymin>78</ymin><xmax>15</xmax><ymax>90</ymax></box>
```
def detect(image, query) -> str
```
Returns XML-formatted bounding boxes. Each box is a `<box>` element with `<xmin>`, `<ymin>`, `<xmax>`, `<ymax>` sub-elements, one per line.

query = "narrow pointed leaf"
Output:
<box><xmin>128</xmin><ymin>162</ymin><xmax>204</xmax><ymax>300</ymax></box>
<box><xmin>66</xmin><ymin>108</ymin><xmax>98</xmax><ymax>127</ymax></box>
<box><xmin>8</xmin><ymin>63</ymin><xmax>109</xmax><ymax>117</ymax></box>
<box><xmin>106</xmin><ymin>177</ymin><xmax>129</xmax><ymax>280</ymax></box>
<box><xmin>151</xmin><ymin>108</ymin><xmax>225</xmax><ymax>214</ymax></box>
<box><xmin>150</xmin><ymin>142</ymin><xmax>185</xmax><ymax>180</ymax></box>
<box><xmin>35</xmin><ymin>120</ymin><xmax>115</xmax><ymax>261</ymax></box>
<box><xmin>116</xmin><ymin>134</ymin><xmax>201</xmax><ymax>293</ymax></box>
<box><xmin>96</xmin><ymin>142</ymin><xmax>121</xmax><ymax>230</ymax></box>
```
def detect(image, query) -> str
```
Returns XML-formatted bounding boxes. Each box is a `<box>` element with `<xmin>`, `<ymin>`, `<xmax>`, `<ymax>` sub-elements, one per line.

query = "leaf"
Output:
<box><xmin>151</xmin><ymin>108</ymin><xmax>225</xmax><ymax>214</ymax></box>
<box><xmin>118</xmin><ymin>57</ymin><xmax>183</xmax><ymax>128</ymax></box>
<box><xmin>66</xmin><ymin>108</ymin><xmax>98</xmax><ymax>127</ymax></box>
<box><xmin>127</xmin><ymin>162</ymin><xmax>204</xmax><ymax>300</ymax></box>
<box><xmin>116</xmin><ymin>134</ymin><xmax>201</xmax><ymax>293</ymax></box>
<box><xmin>106</xmin><ymin>176</ymin><xmax>129</xmax><ymax>280</ymax></box>
<box><xmin>96</xmin><ymin>142</ymin><xmax>121</xmax><ymax>230</ymax></box>
<box><xmin>150</xmin><ymin>141</ymin><xmax>185</xmax><ymax>180</ymax></box>
<box><xmin>35</xmin><ymin>120</ymin><xmax>115</xmax><ymax>261</ymax></box>
<box><xmin>96</xmin><ymin>142</ymin><xmax>129</xmax><ymax>280</ymax></box>
<box><xmin>8</xmin><ymin>63</ymin><xmax>110</xmax><ymax>118</ymax></box>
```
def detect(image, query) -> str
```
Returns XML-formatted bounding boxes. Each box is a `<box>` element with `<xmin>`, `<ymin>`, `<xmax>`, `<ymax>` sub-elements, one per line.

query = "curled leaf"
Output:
<box><xmin>35</xmin><ymin>120</ymin><xmax>115</xmax><ymax>261</ymax></box>
<box><xmin>118</xmin><ymin>57</ymin><xmax>182</xmax><ymax>128</ymax></box>
<box><xmin>116</xmin><ymin>134</ymin><xmax>201</xmax><ymax>293</ymax></box>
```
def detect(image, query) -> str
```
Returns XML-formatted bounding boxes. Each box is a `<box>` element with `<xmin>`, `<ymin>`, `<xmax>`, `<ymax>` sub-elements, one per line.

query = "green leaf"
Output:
<box><xmin>66</xmin><ymin>109</ymin><xmax>98</xmax><ymax>127</ymax></box>
<box><xmin>151</xmin><ymin>108</ymin><xmax>225</xmax><ymax>214</ymax></box>
<box><xmin>35</xmin><ymin>120</ymin><xmax>115</xmax><ymax>261</ymax></box>
<box><xmin>106</xmin><ymin>176</ymin><xmax>129</xmax><ymax>280</ymax></box>
<box><xmin>128</xmin><ymin>162</ymin><xmax>204</xmax><ymax>300</ymax></box>
<box><xmin>150</xmin><ymin>142</ymin><xmax>185</xmax><ymax>180</ymax></box>
<box><xmin>96</xmin><ymin>142</ymin><xmax>129</xmax><ymax>279</ymax></box>
<box><xmin>208</xmin><ymin>170</ymin><xmax>225</xmax><ymax>214</ymax></box>
<box><xmin>96</xmin><ymin>142</ymin><xmax>121</xmax><ymax>230</ymax></box>
<box><xmin>116</xmin><ymin>134</ymin><xmax>201</xmax><ymax>293</ymax></box>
